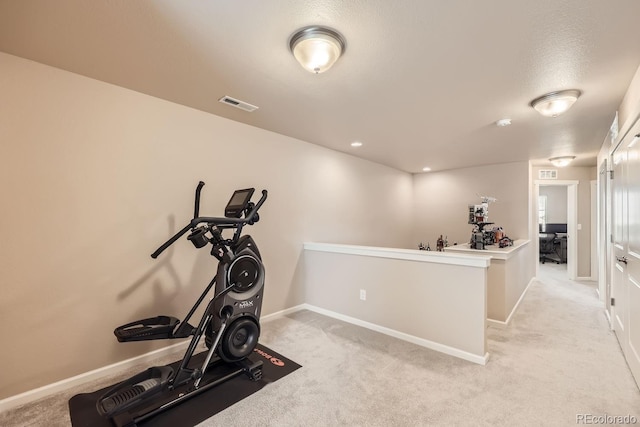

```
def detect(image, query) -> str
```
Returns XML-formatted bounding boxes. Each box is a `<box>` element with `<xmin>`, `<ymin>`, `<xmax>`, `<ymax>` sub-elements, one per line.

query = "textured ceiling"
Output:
<box><xmin>1</xmin><ymin>0</ymin><xmax>639</xmax><ymax>173</ymax></box>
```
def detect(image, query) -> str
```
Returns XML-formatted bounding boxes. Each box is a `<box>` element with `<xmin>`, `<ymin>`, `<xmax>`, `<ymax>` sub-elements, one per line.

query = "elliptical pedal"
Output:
<box><xmin>97</xmin><ymin>366</ymin><xmax>173</xmax><ymax>417</ymax></box>
<box><xmin>100</xmin><ymin>379</ymin><xmax>160</xmax><ymax>414</ymax></box>
<box><xmin>114</xmin><ymin>316</ymin><xmax>181</xmax><ymax>342</ymax></box>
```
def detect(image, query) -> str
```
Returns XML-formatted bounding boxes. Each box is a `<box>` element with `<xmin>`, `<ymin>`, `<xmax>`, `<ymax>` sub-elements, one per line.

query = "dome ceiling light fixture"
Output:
<box><xmin>289</xmin><ymin>26</ymin><xmax>346</xmax><ymax>74</ymax></box>
<box><xmin>530</xmin><ymin>89</ymin><xmax>582</xmax><ymax>117</ymax></box>
<box><xmin>549</xmin><ymin>156</ymin><xmax>576</xmax><ymax>167</ymax></box>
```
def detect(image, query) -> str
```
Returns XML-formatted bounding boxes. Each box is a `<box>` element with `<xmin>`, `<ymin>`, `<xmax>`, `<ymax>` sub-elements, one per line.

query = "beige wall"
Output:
<box><xmin>618</xmin><ymin>64</ymin><xmax>640</xmax><ymax>137</ymax></box>
<box><xmin>412</xmin><ymin>162</ymin><xmax>531</xmax><ymax>249</ymax></box>
<box><xmin>482</xmin><ymin>244</ymin><xmax>533</xmax><ymax>322</ymax></box>
<box><xmin>532</xmin><ymin>166</ymin><xmax>597</xmax><ymax>278</ymax></box>
<box><xmin>303</xmin><ymin>249</ymin><xmax>488</xmax><ymax>360</ymax></box>
<box><xmin>0</xmin><ymin>53</ymin><xmax>415</xmax><ymax>398</ymax></box>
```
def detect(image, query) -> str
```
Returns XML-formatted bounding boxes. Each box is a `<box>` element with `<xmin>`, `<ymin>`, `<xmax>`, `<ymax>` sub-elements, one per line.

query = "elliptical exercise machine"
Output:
<box><xmin>96</xmin><ymin>182</ymin><xmax>268</xmax><ymax>426</ymax></box>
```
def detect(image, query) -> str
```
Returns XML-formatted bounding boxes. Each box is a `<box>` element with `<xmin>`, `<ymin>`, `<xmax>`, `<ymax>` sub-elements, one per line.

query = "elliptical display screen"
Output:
<box><xmin>225</xmin><ymin>188</ymin><xmax>255</xmax><ymax>218</ymax></box>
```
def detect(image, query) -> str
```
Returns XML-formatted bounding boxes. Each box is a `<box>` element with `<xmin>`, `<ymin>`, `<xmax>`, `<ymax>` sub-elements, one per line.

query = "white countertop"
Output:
<box><xmin>304</xmin><ymin>242</ymin><xmax>491</xmax><ymax>268</ymax></box>
<box><xmin>444</xmin><ymin>239</ymin><xmax>530</xmax><ymax>260</ymax></box>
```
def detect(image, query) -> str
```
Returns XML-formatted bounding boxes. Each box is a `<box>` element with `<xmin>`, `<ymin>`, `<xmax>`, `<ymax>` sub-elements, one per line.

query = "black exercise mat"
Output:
<box><xmin>69</xmin><ymin>344</ymin><xmax>300</xmax><ymax>427</ymax></box>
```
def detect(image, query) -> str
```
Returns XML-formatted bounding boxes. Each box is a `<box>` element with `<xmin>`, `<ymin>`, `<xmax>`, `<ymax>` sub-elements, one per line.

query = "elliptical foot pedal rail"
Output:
<box><xmin>238</xmin><ymin>358</ymin><xmax>263</xmax><ymax>381</ymax></box>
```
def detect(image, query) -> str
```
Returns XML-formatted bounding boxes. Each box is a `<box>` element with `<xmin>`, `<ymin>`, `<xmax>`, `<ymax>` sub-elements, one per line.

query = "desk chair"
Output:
<box><xmin>539</xmin><ymin>233</ymin><xmax>561</xmax><ymax>264</ymax></box>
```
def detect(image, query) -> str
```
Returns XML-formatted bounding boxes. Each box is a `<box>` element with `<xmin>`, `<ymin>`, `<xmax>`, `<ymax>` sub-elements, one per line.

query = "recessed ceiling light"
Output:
<box><xmin>495</xmin><ymin>118</ymin><xmax>511</xmax><ymax>127</ymax></box>
<box><xmin>422</xmin><ymin>167</ymin><xmax>432</xmax><ymax>172</ymax></box>
<box><xmin>350</xmin><ymin>141</ymin><xmax>363</xmax><ymax>147</ymax></box>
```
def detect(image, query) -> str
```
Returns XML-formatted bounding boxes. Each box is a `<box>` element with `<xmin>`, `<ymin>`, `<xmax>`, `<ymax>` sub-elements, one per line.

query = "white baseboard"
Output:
<box><xmin>576</xmin><ymin>276</ymin><xmax>596</xmax><ymax>281</ymax></box>
<box><xmin>301</xmin><ymin>304</ymin><xmax>489</xmax><ymax>366</ymax></box>
<box><xmin>0</xmin><ymin>340</ymin><xmax>189</xmax><ymax>413</ymax></box>
<box><xmin>487</xmin><ymin>278</ymin><xmax>535</xmax><ymax>329</ymax></box>
<box><xmin>260</xmin><ymin>304</ymin><xmax>306</xmax><ymax>322</ymax></box>
<box><xmin>604</xmin><ymin>308</ymin><xmax>613</xmax><ymax>330</ymax></box>
<box><xmin>487</xmin><ymin>318</ymin><xmax>507</xmax><ymax>329</ymax></box>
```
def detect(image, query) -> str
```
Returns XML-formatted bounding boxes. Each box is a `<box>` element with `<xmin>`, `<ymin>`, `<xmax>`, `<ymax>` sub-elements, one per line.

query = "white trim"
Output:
<box><xmin>591</xmin><ymin>180</ymin><xmax>598</xmax><ymax>281</ymax></box>
<box><xmin>487</xmin><ymin>318</ymin><xmax>507</xmax><ymax>329</ymax></box>
<box><xmin>260</xmin><ymin>304</ymin><xmax>306</xmax><ymax>322</ymax></box>
<box><xmin>604</xmin><ymin>308</ymin><xmax>613</xmax><ymax>330</ymax></box>
<box><xmin>534</xmin><ymin>180</ymin><xmax>580</xmax><ymax>186</ymax></box>
<box><xmin>576</xmin><ymin>276</ymin><xmax>597</xmax><ymax>281</ymax></box>
<box><xmin>533</xmin><ymin>180</ymin><xmax>579</xmax><ymax>280</ymax></box>
<box><xmin>444</xmin><ymin>239</ymin><xmax>530</xmax><ymax>260</ymax></box>
<box><xmin>0</xmin><ymin>340</ymin><xmax>189</xmax><ymax>413</ymax></box>
<box><xmin>301</xmin><ymin>303</ymin><xmax>489</xmax><ymax>365</ymax></box>
<box><xmin>303</xmin><ymin>242</ymin><xmax>491</xmax><ymax>268</ymax></box>
<box><xmin>487</xmin><ymin>278</ymin><xmax>535</xmax><ymax>328</ymax></box>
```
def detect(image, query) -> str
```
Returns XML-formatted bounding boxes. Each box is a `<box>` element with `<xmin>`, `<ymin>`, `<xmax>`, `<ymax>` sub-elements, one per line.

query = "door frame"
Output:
<box><xmin>591</xmin><ymin>179</ymin><xmax>598</xmax><ymax>283</ymax></box>
<box><xmin>598</xmin><ymin>158</ymin><xmax>611</xmax><ymax>317</ymax></box>
<box><xmin>534</xmin><ymin>180</ymin><xmax>579</xmax><ymax>280</ymax></box>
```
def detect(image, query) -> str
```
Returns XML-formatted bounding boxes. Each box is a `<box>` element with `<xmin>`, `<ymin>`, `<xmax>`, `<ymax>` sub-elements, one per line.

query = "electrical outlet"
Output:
<box><xmin>359</xmin><ymin>289</ymin><xmax>366</xmax><ymax>301</ymax></box>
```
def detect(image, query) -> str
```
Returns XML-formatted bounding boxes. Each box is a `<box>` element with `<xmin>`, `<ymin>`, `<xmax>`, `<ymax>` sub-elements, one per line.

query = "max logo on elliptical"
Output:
<box><xmin>238</xmin><ymin>300</ymin><xmax>254</xmax><ymax>309</ymax></box>
<box><xmin>254</xmin><ymin>348</ymin><xmax>285</xmax><ymax>367</ymax></box>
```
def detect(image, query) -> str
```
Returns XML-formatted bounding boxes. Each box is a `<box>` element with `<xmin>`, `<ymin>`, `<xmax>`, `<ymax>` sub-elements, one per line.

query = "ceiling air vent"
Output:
<box><xmin>218</xmin><ymin>96</ymin><xmax>259</xmax><ymax>112</ymax></box>
<box><xmin>539</xmin><ymin>169</ymin><xmax>558</xmax><ymax>179</ymax></box>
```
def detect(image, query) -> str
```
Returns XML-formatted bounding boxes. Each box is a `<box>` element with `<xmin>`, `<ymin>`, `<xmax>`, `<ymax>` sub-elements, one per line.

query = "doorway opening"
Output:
<box><xmin>534</xmin><ymin>180</ymin><xmax>578</xmax><ymax>280</ymax></box>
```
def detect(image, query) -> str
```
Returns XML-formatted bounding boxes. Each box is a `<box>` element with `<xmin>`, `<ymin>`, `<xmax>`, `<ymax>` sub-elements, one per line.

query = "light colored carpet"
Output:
<box><xmin>2</xmin><ymin>264</ymin><xmax>639</xmax><ymax>426</ymax></box>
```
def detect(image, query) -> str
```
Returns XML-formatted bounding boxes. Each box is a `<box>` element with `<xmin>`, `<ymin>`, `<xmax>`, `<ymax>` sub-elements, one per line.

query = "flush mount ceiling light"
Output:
<box><xmin>495</xmin><ymin>118</ymin><xmax>511</xmax><ymax>127</ymax></box>
<box><xmin>289</xmin><ymin>26</ymin><xmax>346</xmax><ymax>74</ymax></box>
<box><xmin>350</xmin><ymin>141</ymin><xmax>363</xmax><ymax>147</ymax></box>
<box><xmin>530</xmin><ymin>89</ymin><xmax>581</xmax><ymax>117</ymax></box>
<box><xmin>549</xmin><ymin>156</ymin><xmax>576</xmax><ymax>167</ymax></box>
<box><xmin>422</xmin><ymin>167</ymin><xmax>432</xmax><ymax>172</ymax></box>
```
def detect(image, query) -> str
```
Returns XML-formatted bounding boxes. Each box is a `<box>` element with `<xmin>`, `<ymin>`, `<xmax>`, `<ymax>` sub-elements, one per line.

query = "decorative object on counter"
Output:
<box><xmin>468</xmin><ymin>194</ymin><xmax>496</xmax><ymax>224</ymax></box>
<box><xmin>468</xmin><ymin>195</ymin><xmax>498</xmax><ymax>250</ymax></box>
<box><xmin>498</xmin><ymin>236</ymin><xmax>514</xmax><ymax>248</ymax></box>
<box><xmin>418</xmin><ymin>242</ymin><xmax>431</xmax><ymax>251</ymax></box>
<box><xmin>493</xmin><ymin>227</ymin><xmax>504</xmax><ymax>242</ymax></box>
<box><xmin>436</xmin><ymin>235</ymin><xmax>444</xmax><ymax>251</ymax></box>
<box><xmin>470</xmin><ymin>225</ymin><xmax>485</xmax><ymax>250</ymax></box>
<box><xmin>444</xmin><ymin>236</ymin><xmax>449</xmax><ymax>247</ymax></box>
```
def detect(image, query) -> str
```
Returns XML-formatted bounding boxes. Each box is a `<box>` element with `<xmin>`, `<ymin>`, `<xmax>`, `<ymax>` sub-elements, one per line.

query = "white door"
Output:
<box><xmin>611</xmin><ymin>122</ymin><xmax>640</xmax><ymax>386</ymax></box>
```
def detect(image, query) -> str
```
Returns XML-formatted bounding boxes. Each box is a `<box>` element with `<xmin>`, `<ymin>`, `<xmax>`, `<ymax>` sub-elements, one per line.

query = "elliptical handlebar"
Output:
<box><xmin>150</xmin><ymin>186</ymin><xmax>267</xmax><ymax>259</ymax></box>
<box><xmin>193</xmin><ymin>181</ymin><xmax>205</xmax><ymax>218</ymax></box>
